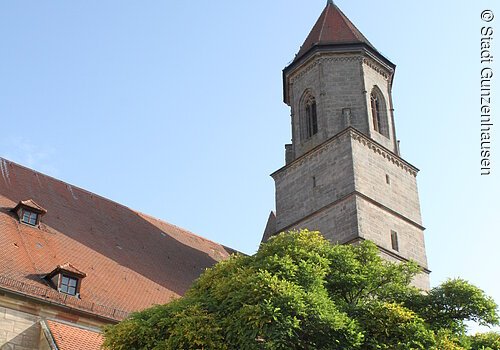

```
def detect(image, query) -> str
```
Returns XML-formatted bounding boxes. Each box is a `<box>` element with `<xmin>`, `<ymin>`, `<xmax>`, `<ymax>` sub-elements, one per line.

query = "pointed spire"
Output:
<box><xmin>293</xmin><ymin>1</ymin><xmax>377</xmax><ymax>63</ymax></box>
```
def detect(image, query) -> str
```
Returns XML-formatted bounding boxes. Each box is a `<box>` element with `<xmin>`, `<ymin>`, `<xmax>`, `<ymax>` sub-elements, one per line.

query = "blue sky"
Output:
<box><xmin>1</xmin><ymin>0</ymin><xmax>499</xmax><ymax>332</ymax></box>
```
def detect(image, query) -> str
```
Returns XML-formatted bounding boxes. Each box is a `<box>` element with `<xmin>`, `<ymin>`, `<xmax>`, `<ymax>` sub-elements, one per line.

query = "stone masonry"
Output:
<box><xmin>273</xmin><ymin>128</ymin><xmax>429</xmax><ymax>290</ymax></box>
<box><xmin>0</xmin><ymin>307</ymin><xmax>40</xmax><ymax>350</ymax></box>
<box><xmin>267</xmin><ymin>2</ymin><xmax>430</xmax><ymax>290</ymax></box>
<box><xmin>286</xmin><ymin>54</ymin><xmax>398</xmax><ymax>160</ymax></box>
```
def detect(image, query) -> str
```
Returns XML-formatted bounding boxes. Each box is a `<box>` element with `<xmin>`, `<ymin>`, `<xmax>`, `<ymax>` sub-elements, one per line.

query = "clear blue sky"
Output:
<box><xmin>1</xmin><ymin>0</ymin><xmax>498</xmax><ymax>332</ymax></box>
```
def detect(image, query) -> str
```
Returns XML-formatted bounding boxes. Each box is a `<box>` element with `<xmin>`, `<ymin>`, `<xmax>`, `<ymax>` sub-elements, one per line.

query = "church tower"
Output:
<box><xmin>263</xmin><ymin>1</ymin><xmax>429</xmax><ymax>289</ymax></box>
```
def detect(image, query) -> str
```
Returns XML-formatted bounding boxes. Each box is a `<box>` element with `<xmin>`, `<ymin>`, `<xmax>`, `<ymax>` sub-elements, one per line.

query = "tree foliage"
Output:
<box><xmin>103</xmin><ymin>230</ymin><xmax>499</xmax><ymax>350</ymax></box>
<box><xmin>417</xmin><ymin>279</ymin><xmax>498</xmax><ymax>333</ymax></box>
<box><xmin>468</xmin><ymin>331</ymin><xmax>500</xmax><ymax>350</ymax></box>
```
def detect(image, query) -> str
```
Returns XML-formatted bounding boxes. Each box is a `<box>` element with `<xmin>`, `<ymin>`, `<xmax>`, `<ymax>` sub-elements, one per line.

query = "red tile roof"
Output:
<box><xmin>293</xmin><ymin>1</ymin><xmax>376</xmax><ymax>63</ymax></box>
<box><xmin>0</xmin><ymin>157</ymin><xmax>235</xmax><ymax>320</ymax></box>
<box><xmin>44</xmin><ymin>320</ymin><xmax>103</xmax><ymax>350</ymax></box>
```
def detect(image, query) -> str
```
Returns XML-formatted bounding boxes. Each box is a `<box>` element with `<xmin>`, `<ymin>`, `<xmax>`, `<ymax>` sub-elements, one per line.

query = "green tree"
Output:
<box><xmin>355</xmin><ymin>301</ymin><xmax>435</xmax><ymax>349</ymax></box>
<box><xmin>103</xmin><ymin>230</ymin><xmax>499</xmax><ymax>350</ymax></box>
<box><xmin>425</xmin><ymin>279</ymin><xmax>498</xmax><ymax>332</ymax></box>
<box><xmin>468</xmin><ymin>331</ymin><xmax>500</xmax><ymax>350</ymax></box>
<box><xmin>434</xmin><ymin>330</ymin><xmax>467</xmax><ymax>350</ymax></box>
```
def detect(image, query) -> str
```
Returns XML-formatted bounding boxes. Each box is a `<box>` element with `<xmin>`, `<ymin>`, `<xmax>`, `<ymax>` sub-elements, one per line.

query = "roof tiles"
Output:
<box><xmin>45</xmin><ymin>320</ymin><xmax>103</xmax><ymax>350</ymax></box>
<box><xmin>0</xmin><ymin>157</ymin><xmax>235</xmax><ymax>320</ymax></box>
<box><xmin>294</xmin><ymin>1</ymin><xmax>376</xmax><ymax>63</ymax></box>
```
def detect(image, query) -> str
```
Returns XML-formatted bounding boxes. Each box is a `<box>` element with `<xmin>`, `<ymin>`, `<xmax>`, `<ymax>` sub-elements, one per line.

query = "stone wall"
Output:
<box><xmin>282</xmin><ymin>195</ymin><xmax>359</xmax><ymax>245</ymax></box>
<box><xmin>356</xmin><ymin>197</ymin><xmax>427</xmax><ymax>268</ymax></box>
<box><xmin>0</xmin><ymin>291</ymin><xmax>110</xmax><ymax>349</ymax></box>
<box><xmin>273</xmin><ymin>131</ymin><xmax>355</xmax><ymax>232</ymax></box>
<box><xmin>277</xmin><ymin>44</ymin><xmax>428</xmax><ymax>290</ymax></box>
<box><xmin>361</xmin><ymin>58</ymin><xmax>396</xmax><ymax>151</ymax></box>
<box><xmin>273</xmin><ymin>129</ymin><xmax>429</xmax><ymax>288</ymax></box>
<box><xmin>0</xmin><ymin>307</ymin><xmax>40</xmax><ymax>350</ymax></box>
<box><xmin>286</xmin><ymin>52</ymin><xmax>398</xmax><ymax>161</ymax></box>
<box><xmin>351</xmin><ymin>133</ymin><xmax>422</xmax><ymax>225</ymax></box>
<box><xmin>287</xmin><ymin>54</ymin><xmax>369</xmax><ymax>159</ymax></box>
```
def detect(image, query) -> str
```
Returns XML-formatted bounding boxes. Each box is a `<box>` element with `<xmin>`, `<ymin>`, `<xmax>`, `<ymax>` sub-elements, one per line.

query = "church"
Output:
<box><xmin>0</xmin><ymin>1</ymin><xmax>428</xmax><ymax>349</ymax></box>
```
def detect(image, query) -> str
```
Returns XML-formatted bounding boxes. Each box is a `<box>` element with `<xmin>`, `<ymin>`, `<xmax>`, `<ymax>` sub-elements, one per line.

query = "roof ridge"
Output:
<box><xmin>1</xmin><ymin>157</ymin><xmax>237</xmax><ymax>252</ymax></box>
<box><xmin>317</xmin><ymin>3</ymin><xmax>330</xmax><ymax>43</ymax></box>
<box><xmin>1</xmin><ymin>157</ymin><xmax>157</xmax><ymax>222</ymax></box>
<box><xmin>44</xmin><ymin>318</ymin><xmax>102</xmax><ymax>333</ymax></box>
<box><xmin>0</xmin><ymin>158</ymin><xmax>136</xmax><ymax>212</ymax></box>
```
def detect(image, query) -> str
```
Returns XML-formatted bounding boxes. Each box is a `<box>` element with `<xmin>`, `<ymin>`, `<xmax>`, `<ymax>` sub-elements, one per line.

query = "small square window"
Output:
<box><xmin>59</xmin><ymin>275</ymin><xmax>79</xmax><ymax>296</ymax></box>
<box><xmin>21</xmin><ymin>210</ymin><xmax>38</xmax><ymax>226</ymax></box>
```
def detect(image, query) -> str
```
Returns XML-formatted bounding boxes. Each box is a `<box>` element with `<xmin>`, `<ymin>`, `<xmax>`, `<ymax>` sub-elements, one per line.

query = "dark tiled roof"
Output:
<box><xmin>293</xmin><ymin>1</ymin><xmax>376</xmax><ymax>63</ymax></box>
<box><xmin>0</xmin><ymin>158</ymin><xmax>234</xmax><ymax>320</ymax></box>
<box><xmin>44</xmin><ymin>320</ymin><xmax>103</xmax><ymax>350</ymax></box>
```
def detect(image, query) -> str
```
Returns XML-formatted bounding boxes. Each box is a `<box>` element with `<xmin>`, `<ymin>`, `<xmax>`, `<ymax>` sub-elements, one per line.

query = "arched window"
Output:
<box><xmin>302</xmin><ymin>94</ymin><xmax>318</xmax><ymax>140</ymax></box>
<box><xmin>370</xmin><ymin>87</ymin><xmax>389</xmax><ymax>137</ymax></box>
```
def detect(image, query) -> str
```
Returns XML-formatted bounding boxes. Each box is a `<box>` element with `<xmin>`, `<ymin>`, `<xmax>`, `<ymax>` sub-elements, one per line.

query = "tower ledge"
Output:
<box><xmin>271</xmin><ymin>127</ymin><xmax>419</xmax><ymax>181</ymax></box>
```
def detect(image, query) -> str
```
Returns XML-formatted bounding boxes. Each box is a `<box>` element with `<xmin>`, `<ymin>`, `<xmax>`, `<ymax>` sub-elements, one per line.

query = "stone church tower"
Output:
<box><xmin>262</xmin><ymin>0</ymin><xmax>429</xmax><ymax>289</ymax></box>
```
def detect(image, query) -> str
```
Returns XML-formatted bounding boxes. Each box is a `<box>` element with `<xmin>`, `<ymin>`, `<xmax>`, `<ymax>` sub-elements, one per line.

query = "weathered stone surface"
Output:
<box><xmin>0</xmin><ymin>308</ymin><xmax>40</xmax><ymax>350</ymax></box>
<box><xmin>273</xmin><ymin>44</ymin><xmax>429</xmax><ymax>289</ymax></box>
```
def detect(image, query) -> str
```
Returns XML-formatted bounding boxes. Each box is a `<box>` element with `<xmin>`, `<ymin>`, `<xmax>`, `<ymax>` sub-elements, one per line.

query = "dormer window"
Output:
<box><xmin>13</xmin><ymin>199</ymin><xmax>47</xmax><ymax>227</ymax></box>
<box><xmin>45</xmin><ymin>263</ymin><xmax>86</xmax><ymax>298</ymax></box>
<box><xmin>60</xmin><ymin>275</ymin><xmax>79</xmax><ymax>296</ymax></box>
<box><xmin>22</xmin><ymin>210</ymin><xmax>38</xmax><ymax>226</ymax></box>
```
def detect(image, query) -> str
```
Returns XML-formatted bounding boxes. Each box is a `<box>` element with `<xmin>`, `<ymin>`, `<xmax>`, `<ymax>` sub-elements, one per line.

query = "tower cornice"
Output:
<box><xmin>271</xmin><ymin>127</ymin><xmax>419</xmax><ymax>180</ymax></box>
<box><xmin>286</xmin><ymin>42</ymin><xmax>395</xmax><ymax>75</ymax></box>
<box><xmin>283</xmin><ymin>48</ymin><xmax>395</xmax><ymax>105</ymax></box>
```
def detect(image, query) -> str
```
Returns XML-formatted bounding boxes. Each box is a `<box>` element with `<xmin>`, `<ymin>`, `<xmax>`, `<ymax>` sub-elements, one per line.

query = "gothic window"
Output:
<box><xmin>370</xmin><ymin>87</ymin><xmax>389</xmax><ymax>138</ymax></box>
<box><xmin>301</xmin><ymin>92</ymin><xmax>318</xmax><ymax>140</ymax></box>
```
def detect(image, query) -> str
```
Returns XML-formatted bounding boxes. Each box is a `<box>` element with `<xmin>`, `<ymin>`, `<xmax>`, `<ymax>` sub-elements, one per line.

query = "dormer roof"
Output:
<box><xmin>14</xmin><ymin>199</ymin><xmax>47</xmax><ymax>214</ymax></box>
<box><xmin>46</xmin><ymin>263</ymin><xmax>87</xmax><ymax>279</ymax></box>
